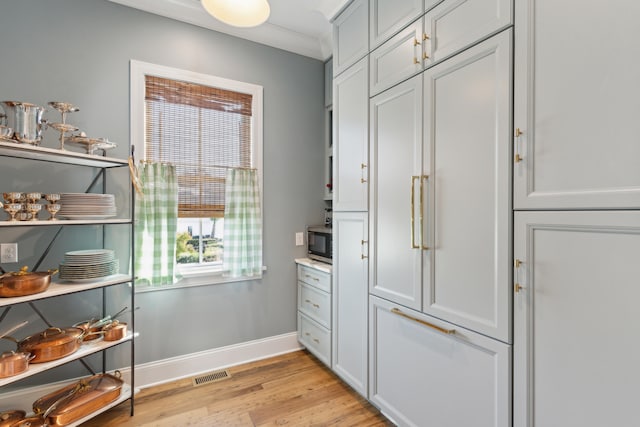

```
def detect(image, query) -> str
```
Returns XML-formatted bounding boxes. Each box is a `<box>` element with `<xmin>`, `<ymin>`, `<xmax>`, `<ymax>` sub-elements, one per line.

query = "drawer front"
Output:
<box><xmin>298</xmin><ymin>312</ymin><xmax>331</xmax><ymax>367</ymax></box>
<box><xmin>297</xmin><ymin>265</ymin><xmax>331</xmax><ymax>292</ymax></box>
<box><xmin>370</xmin><ymin>18</ymin><xmax>424</xmax><ymax>96</ymax></box>
<box><xmin>298</xmin><ymin>282</ymin><xmax>331</xmax><ymax>328</ymax></box>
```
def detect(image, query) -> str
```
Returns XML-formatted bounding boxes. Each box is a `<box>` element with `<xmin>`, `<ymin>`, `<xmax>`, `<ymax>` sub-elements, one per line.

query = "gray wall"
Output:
<box><xmin>0</xmin><ymin>0</ymin><xmax>325</xmax><ymax>386</ymax></box>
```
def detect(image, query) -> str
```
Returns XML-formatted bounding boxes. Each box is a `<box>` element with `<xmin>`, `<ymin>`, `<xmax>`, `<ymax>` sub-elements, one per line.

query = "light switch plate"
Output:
<box><xmin>0</xmin><ymin>243</ymin><xmax>18</xmax><ymax>263</ymax></box>
<box><xmin>295</xmin><ymin>232</ymin><xmax>304</xmax><ymax>246</ymax></box>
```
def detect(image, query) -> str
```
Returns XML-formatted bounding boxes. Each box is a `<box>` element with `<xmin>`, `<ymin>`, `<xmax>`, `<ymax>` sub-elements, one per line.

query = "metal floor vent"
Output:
<box><xmin>192</xmin><ymin>369</ymin><xmax>232</xmax><ymax>387</ymax></box>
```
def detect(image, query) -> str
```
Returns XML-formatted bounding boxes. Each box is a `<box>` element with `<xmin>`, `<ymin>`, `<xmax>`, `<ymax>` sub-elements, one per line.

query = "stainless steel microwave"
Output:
<box><xmin>307</xmin><ymin>225</ymin><xmax>332</xmax><ymax>264</ymax></box>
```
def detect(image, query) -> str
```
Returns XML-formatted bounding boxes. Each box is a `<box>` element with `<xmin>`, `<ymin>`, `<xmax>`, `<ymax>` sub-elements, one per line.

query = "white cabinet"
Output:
<box><xmin>333</xmin><ymin>0</ymin><xmax>369</xmax><ymax>76</ymax></box>
<box><xmin>513</xmin><ymin>211</ymin><xmax>640</xmax><ymax>427</ymax></box>
<box><xmin>369</xmin><ymin>18</ymin><xmax>424</xmax><ymax>96</ymax></box>
<box><xmin>369</xmin><ymin>0</ymin><xmax>426</xmax><ymax>50</ymax></box>
<box><xmin>369</xmin><ymin>296</ymin><xmax>511</xmax><ymax>427</ymax></box>
<box><xmin>423</xmin><ymin>0</ymin><xmax>512</xmax><ymax>67</ymax></box>
<box><xmin>422</xmin><ymin>29</ymin><xmax>512</xmax><ymax>342</ymax></box>
<box><xmin>333</xmin><ymin>57</ymin><xmax>369</xmax><ymax>212</ymax></box>
<box><xmin>332</xmin><ymin>212</ymin><xmax>368</xmax><ymax>397</ymax></box>
<box><xmin>513</xmin><ymin>0</ymin><xmax>640</xmax><ymax>209</ymax></box>
<box><xmin>324</xmin><ymin>57</ymin><xmax>333</xmax><ymax>108</ymax></box>
<box><xmin>296</xmin><ymin>260</ymin><xmax>332</xmax><ymax>367</ymax></box>
<box><xmin>369</xmin><ymin>75</ymin><xmax>425</xmax><ymax>310</ymax></box>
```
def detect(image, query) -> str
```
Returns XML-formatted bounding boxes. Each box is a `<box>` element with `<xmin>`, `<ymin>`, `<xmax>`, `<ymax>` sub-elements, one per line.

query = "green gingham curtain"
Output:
<box><xmin>223</xmin><ymin>169</ymin><xmax>262</xmax><ymax>278</ymax></box>
<box><xmin>134</xmin><ymin>162</ymin><xmax>179</xmax><ymax>286</ymax></box>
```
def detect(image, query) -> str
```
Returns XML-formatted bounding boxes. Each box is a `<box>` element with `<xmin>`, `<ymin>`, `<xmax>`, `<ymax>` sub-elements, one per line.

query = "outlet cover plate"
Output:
<box><xmin>0</xmin><ymin>243</ymin><xmax>18</xmax><ymax>263</ymax></box>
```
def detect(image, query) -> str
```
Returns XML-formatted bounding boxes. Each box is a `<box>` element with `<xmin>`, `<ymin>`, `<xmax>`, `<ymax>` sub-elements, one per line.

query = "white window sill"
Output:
<box><xmin>134</xmin><ymin>266</ymin><xmax>266</xmax><ymax>293</ymax></box>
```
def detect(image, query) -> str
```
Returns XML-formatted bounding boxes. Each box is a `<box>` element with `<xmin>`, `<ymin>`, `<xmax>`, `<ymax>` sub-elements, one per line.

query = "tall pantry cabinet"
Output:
<box><xmin>331</xmin><ymin>0</ymin><xmax>370</xmax><ymax>398</ymax></box>
<box><xmin>513</xmin><ymin>1</ymin><xmax>640</xmax><ymax>426</ymax></box>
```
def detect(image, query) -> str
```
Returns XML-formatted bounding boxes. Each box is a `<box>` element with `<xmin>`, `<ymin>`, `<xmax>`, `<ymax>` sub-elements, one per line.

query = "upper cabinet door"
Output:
<box><xmin>333</xmin><ymin>57</ymin><xmax>369</xmax><ymax>212</ymax></box>
<box><xmin>369</xmin><ymin>0</ymin><xmax>424</xmax><ymax>50</ymax></box>
<box><xmin>333</xmin><ymin>0</ymin><xmax>369</xmax><ymax>76</ymax></box>
<box><xmin>514</xmin><ymin>0</ymin><xmax>640</xmax><ymax>209</ymax></box>
<box><xmin>423</xmin><ymin>30</ymin><xmax>512</xmax><ymax>343</ymax></box>
<box><xmin>324</xmin><ymin>58</ymin><xmax>333</xmax><ymax>108</ymax></box>
<box><xmin>369</xmin><ymin>75</ymin><xmax>425</xmax><ymax>310</ymax></box>
<box><xmin>369</xmin><ymin>18</ymin><xmax>424</xmax><ymax>96</ymax></box>
<box><xmin>423</xmin><ymin>0</ymin><xmax>512</xmax><ymax>67</ymax></box>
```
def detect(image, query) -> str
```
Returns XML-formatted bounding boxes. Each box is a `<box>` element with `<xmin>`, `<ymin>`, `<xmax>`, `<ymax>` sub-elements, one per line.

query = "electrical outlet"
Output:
<box><xmin>0</xmin><ymin>243</ymin><xmax>18</xmax><ymax>263</ymax></box>
<box><xmin>295</xmin><ymin>232</ymin><xmax>304</xmax><ymax>246</ymax></box>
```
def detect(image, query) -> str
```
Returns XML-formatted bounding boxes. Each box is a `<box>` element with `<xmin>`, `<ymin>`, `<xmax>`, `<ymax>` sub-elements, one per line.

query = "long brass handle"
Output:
<box><xmin>420</xmin><ymin>175</ymin><xmax>429</xmax><ymax>250</ymax></box>
<box><xmin>514</xmin><ymin>259</ymin><xmax>525</xmax><ymax>293</ymax></box>
<box><xmin>305</xmin><ymin>299</ymin><xmax>320</xmax><ymax>308</ymax></box>
<box><xmin>413</xmin><ymin>57</ymin><xmax>420</xmax><ymax>65</ymax></box>
<box><xmin>514</xmin><ymin>127</ymin><xmax>524</xmax><ymax>163</ymax></box>
<box><xmin>305</xmin><ymin>274</ymin><xmax>319</xmax><ymax>282</ymax></box>
<box><xmin>422</xmin><ymin>52</ymin><xmax>429</xmax><ymax>60</ymax></box>
<box><xmin>411</xmin><ymin>176</ymin><xmax>419</xmax><ymax>249</ymax></box>
<box><xmin>391</xmin><ymin>308</ymin><xmax>455</xmax><ymax>335</ymax></box>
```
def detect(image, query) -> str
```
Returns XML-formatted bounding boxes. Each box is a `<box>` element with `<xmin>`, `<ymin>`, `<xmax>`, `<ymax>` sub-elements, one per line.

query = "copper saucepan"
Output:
<box><xmin>3</xmin><ymin>326</ymin><xmax>87</xmax><ymax>364</ymax></box>
<box><xmin>0</xmin><ymin>266</ymin><xmax>58</xmax><ymax>298</ymax></box>
<box><xmin>0</xmin><ymin>410</ymin><xmax>26</xmax><ymax>427</ymax></box>
<box><xmin>0</xmin><ymin>351</ymin><xmax>35</xmax><ymax>378</ymax></box>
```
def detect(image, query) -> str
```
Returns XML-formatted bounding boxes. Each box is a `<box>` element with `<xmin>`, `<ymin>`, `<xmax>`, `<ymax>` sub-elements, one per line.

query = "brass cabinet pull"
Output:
<box><xmin>361</xmin><ymin>178</ymin><xmax>367</xmax><ymax>183</ymax></box>
<box><xmin>313</xmin><ymin>338</ymin><xmax>320</xmax><ymax>344</ymax></box>
<box><xmin>413</xmin><ymin>57</ymin><xmax>420</xmax><ymax>64</ymax></box>
<box><xmin>514</xmin><ymin>259</ymin><xmax>522</xmax><ymax>268</ymax></box>
<box><xmin>514</xmin><ymin>283</ymin><xmax>525</xmax><ymax>293</ymax></box>
<box><xmin>361</xmin><ymin>163</ymin><xmax>367</xmax><ymax>169</ymax></box>
<box><xmin>420</xmin><ymin>175</ymin><xmax>430</xmax><ymax>250</ymax></box>
<box><xmin>391</xmin><ymin>308</ymin><xmax>455</xmax><ymax>335</ymax></box>
<box><xmin>514</xmin><ymin>127</ymin><xmax>524</xmax><ymax>163</ymax></box>
<box><xmin>514</xmin><ymin>259</ymin><xmax>525</xmax><ymax>293</ymax></box>
<box><xmin>422</xmin><ymin>52</ymin><xmax>429</xmax><ymax>60</ymax></box>
<box><xmin>423</xmin><ymin>33</ymin><xmax>429</xmax><ymax>40</ymax></box>
<box><xmin>411</xmin><ymin>176</ymin><xmax>419</xmax><ymax>249</ymax></box>
<box><xmin>305</xmin><ymin>274</ymin><xmax>319</xmax><ymax>282</ymax></box>
<box><xmin>414</xmin><ymin>38</ymin><xmax>421</xmax><ymax>46</ymax></box>
<box><xmin>361</xmin><ymin>254</ymin><xmax>368</xmax><ymax>260</ymax></box>
<box><xmin>304</xmin><ymin>299</ymin><xmax>320</xmax><ymax>308</ymax></box>
<box><xmin>361</xmin><ymin>240</ymin><xmax>368</xmax><ymax>245</ymax></box>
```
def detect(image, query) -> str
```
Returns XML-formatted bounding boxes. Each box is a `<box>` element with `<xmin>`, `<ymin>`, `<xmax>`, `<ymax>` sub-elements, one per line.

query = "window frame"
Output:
<box><xmin>130</xmin><ymin>60</ymin><xmax>264</xmax><ymax>289</ymax></box>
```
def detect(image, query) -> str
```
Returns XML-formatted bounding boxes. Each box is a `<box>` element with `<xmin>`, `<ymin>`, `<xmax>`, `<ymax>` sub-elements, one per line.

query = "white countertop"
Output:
<box><xmin>295</xmin><ymin>258</ymin><xmax>332</xmax><ymax>273</ymax></box>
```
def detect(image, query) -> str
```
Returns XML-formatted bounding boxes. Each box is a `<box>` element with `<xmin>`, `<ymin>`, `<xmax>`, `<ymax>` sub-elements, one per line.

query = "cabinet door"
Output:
<box><xmin>333</xmin><ymin>0</ymin><xmax>369</xmax><ymax>76</ymax></box>
<box><xmin>369</xmin><ymin>296</ymin><xmax>511</xmax><ymax>427</ymax></box>
<box><xmin>369</xmin><ymin>75</ymin><xmax>425</xmax><ymax>310</ymax></box>
<box><xmin>370</xmin><ymin>18</ymin><xmax>424</xmax><ymax>96</ymax></box>
<box><xmin>423</xmin><ymin>30</ymin><xmax>512</xmax><ymax>342</ymax></box>
<box><xmin>513</xmin><ymin>211</ymin><xmax>640</xmax><ymax>427</ymax></box>
<box><xmin>324</xmin><ymin>57</ymin><xmax>333</xmax><ymax>107</ymax></box>
<box><xmin>369</xmin><ymin>0</ymin><xmax>424</xmax><ymax>50</ymax></box>
<box><xmin>513</xmin><ymin>0</ymin><xmax>640</xmax><ymax>209</ymax></box>
<box><xmin>332</xmin><ymin>212</ymin><xmax>368</xmax><ymax>397</ymax></box>
<box><xmin>423</xmin><ymin>0</ymin><xmax>512</xmax><ymax>67</ymax></box>
<box><xmin>333</xmin><ymin>57</ymin><xmax>369</xmax><ymax>212</ymax></box>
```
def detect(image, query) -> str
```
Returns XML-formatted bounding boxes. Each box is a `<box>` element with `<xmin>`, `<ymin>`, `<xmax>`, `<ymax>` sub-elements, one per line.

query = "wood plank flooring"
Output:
<box><xmin>81</xmin><ymin>350</ymin><xmax>392</xmax><ymax>426</ymax></box>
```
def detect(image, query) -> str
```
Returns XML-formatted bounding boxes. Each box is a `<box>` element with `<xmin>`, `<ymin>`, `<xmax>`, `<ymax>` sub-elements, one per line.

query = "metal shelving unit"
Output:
<box><xmin>0</xmin><ymin>142</ymin><xmax>135</xmax><ymax>421</ymax></box>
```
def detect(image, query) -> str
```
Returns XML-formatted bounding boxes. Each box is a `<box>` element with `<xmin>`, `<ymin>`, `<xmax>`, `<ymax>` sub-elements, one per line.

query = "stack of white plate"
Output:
<box><xmin>58</xmin><ymin>193</ymin><xmax>117</xmax><ymax>220</ymax></box>
<box><xmin>59</xmin><ymin>249</ymin><xmax>119</xmax><ymax>282</ymax></box>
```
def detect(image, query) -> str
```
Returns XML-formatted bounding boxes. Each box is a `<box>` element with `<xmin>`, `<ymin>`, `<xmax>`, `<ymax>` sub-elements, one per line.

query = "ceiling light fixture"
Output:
<box><xmin>201</xmin><ymin>0</ymin><xmax>271</xmax><ymax>28</ymax></box>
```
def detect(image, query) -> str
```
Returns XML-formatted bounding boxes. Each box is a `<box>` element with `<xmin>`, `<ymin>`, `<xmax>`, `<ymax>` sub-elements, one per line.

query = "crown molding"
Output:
<box><xmin>108</xmin><ymin>0</ymin><xmax>337</xmax><ymax>60</ymax></box>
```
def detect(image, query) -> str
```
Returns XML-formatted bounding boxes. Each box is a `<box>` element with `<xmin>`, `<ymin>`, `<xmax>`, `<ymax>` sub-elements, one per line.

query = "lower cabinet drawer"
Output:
<box><xmin>298</xmin><ymin>312</ymin><xmax>331</xmax><ymax>367</ymax></box>
<box><xmin>369</xmin><ymin>296</ymin><xmax>511</xmax><ymax>427</ymax></box>
<box><xmin>298</xmin><ymin>282</ymin><xmax>331</xmax><ymax>328</ymax></box>
<box><xmin>297</xmin><ymin>265</ymin><xmax>331</xmax><ymax>293</ymax></box>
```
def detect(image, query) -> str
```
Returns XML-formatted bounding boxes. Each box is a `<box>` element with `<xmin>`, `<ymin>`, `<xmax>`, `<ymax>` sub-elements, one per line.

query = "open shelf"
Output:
<box><xmin>0</xmin><ymin>141</ymin><xmax>127</xmax><ymax>168</ymax></box>
<box><xmin>0</xmin><ymin>275</ymin><xmax>132</xmax><ymax>307</ymax></box>
<box><xmin>0</xmin><ymin>332</ymin><xmax>134</xmax><ymax>387</ymax></box>
<box><xmin>67</xmin><ymin>383</ymin><xmax>134</xmax><ymax>427</ymax></box>
<box><xmin>0</xmin><ymin>219</ymin><xmax>132</xmax><ymax>227</ymax></box>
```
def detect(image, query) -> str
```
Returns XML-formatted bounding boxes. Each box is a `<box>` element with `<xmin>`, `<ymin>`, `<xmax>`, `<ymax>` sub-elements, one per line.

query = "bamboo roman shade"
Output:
<box><xmin>144</xmin><ymin>75</ymin><xmax>253</xmax><ymax>218</ymax></box>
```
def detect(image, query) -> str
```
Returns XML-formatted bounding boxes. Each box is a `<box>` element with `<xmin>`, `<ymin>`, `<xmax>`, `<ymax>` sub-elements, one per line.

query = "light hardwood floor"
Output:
<box><xmin>81</xmin><ymin>350</ymin><xmax>392</xmax><ymax>426</ymax></box>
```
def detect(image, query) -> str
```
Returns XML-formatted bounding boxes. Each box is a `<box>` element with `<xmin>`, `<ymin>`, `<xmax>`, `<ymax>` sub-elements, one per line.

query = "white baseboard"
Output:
<box><xmin>0</xmin><ymin>332</ymin><xmax>302</xmax><ymax>410</ymax></box>
<box><xmin>134</xmin><ymin>331</ymin><xmax>302</xmax><ymax>388</ymax></box>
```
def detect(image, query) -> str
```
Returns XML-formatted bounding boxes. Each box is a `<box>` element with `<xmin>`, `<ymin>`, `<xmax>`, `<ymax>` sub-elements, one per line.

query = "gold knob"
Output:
<box><xmin>515</xmin><ymin>154</ymin><xmax>523</xmax><ymax>163</ymax></box>
<box><xmin>515</xmin><ymin>283</ymin><xmax>525</xmax><ymax>293</ymax></box>
<box><xmin>422</xmin><ymin>52</ymin><xmax>429</xmax><ymax>60</ymax></box>
<box><xmin>413</xmin><ymin>57</ymin><xmax>420</xmax><ymax>64</ymax></box>
<box><xmin>361</xmin><ymin>254</ymin><xmax>368</xmax><ymax>260</ymax></box>
<box><xmin>361</xmin><ymin>178</ymin><xmax>367</xmax><ymax>183</ymax></box>
<box><xmin>414</xmin><ymin>38</ymin><xmax>421</xmax><ymax>46</ymax></box>
<box><xmin>514</xmin><ymin>259</ymin><xmax>522</xmax><ymax>268</ymax></box>
<box><xmin>361</xmin><ymin>163</ymin><xmax>367</xmax><ymax>169</ymax></box>
<box><xmin>515</xmin><ymin>128</ymin><xmax>523</xmax><ymax>137</ymax></box>
<box><xmin>423</xmin><ymin>33</ymin><xmax>429</xmax><ymax>40</ymax></box>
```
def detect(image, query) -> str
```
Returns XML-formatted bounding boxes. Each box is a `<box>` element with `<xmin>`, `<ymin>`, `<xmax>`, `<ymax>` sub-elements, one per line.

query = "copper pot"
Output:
<box><xmin>7</xmin><ymin>415</ymin><xmax>46</xmax><ymax>427</ymax></box>
<box><xmin>0</xmin><ymin>351</ymin><xmax>34</xmax><ymax>378</ymax></box>
<box><xmin>0</xmin><ymin>410</ymin><xmax>26</xmax><ymax>427</ymax></box>
<box><xmin>0</xmin><ymin>266</ymin><xmax>57</xmax><ymax>298</ymax></box>
<box><xmin>103</xmin><ymin>321</ymin><xmax>127</xmax><ymax>342</ymax></box>
<box><xmin>4</xmin><ymin>327</ymin><xmax>86</xmax><ymax>364</ymax></box>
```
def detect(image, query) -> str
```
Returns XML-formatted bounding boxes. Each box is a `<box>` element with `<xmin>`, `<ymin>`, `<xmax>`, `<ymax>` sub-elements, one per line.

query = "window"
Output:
<box><xmin>131</xmin><ymin>61</ymin><xmax>263</xmax><ymax>282</ymax></box>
